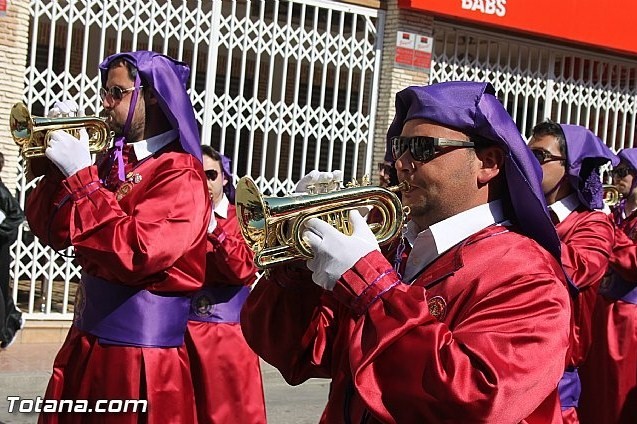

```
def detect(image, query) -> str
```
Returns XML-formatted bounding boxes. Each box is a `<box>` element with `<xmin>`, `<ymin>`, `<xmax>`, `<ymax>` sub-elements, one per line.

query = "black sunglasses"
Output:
<box><xmin>611</xmin><ymin>167</ymin><xmax>631</xmax><ymax>178</ymax></box>
<box><xmin>205</xmin><ymin>169</ymin><xmax>219</xmax><ymax>181</ymax></box>
<box><xmin>99</xmin><ymin>85</ymin><xmax>143</xmax><ymax>101</ymax></box>
<box><xmin>390</xmin><ymin>136</ymin><xmax>476</xmax><ymax>162</ymax></box>
<box><xmin>530</xmin><ymin>148</ymin><xmax>566</xmax><ymax>165</ymax></box>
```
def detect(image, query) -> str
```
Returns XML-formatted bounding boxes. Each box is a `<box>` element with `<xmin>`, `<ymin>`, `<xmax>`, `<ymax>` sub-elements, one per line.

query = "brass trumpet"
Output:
<box><xmin>9</xmin><ymin>102</ymin><xmax>111</xmax><ymax>159</ymax></box>
<box><xmin>603</xmin><ymin>184</ymin><xmax>621</xmax><ymax>207</ymax></box>
<box><xmin>236</xmin><ymin>176</ymin><xmax>409</xmax><ymax>269</ymax></box>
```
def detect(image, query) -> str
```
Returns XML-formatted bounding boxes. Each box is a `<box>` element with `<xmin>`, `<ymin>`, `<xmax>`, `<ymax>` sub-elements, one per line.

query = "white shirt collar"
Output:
<box><xmin>548</xmin><ymin>193</ymin><xmax>580</xmax><ymax>223</ymax></box>
<box><xmin>213</xmin><ymin>194</ymin><xmax>229</xmax><ymax>219</ymax></box>
<box><xmin>403</xmin><ymin>200</ymin><xmax>507</xmax><ymax>282</ymax></box>
<box><xmin>129</xmin><ymin>129</ymin><xmax>179</xmax><ymax>161</ymax></box>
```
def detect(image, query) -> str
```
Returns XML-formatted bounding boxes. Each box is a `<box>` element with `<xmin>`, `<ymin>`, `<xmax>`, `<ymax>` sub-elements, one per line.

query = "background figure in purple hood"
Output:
<box><xmin>610</xmin><ymin>148</ymin><xmax>637</xmax><ymax>230</ymax></box>
<box><xmin>240</xmin><ymin>81</ymin><xmax>571</xmax><ymax>423</ymax></box>
<box><xmin>578</xmin><ymin>147</ymin><xmax>637</xmax><ymax>424</ymax></box>
<box><xmin>26</xmin><ymin>51</ymin><xmax>209</xmax><ymax>423</ymax></box>
<box><xmin>528</xmin><ymin>121</ymin><xmax>618</xmax><ymax>424</ymax></box>
<box><xmin>185</xmin><ymin>145</ymin><xmax>266</xmax><ymax>424</ymax></box>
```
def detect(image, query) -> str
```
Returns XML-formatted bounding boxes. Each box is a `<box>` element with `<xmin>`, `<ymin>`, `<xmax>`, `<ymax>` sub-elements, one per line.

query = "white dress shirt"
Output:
<box><xmin>548</xmin><ymin>193</ymin><xmax>581</xmax><ymax>223</ymax></box>
<box><xmin>403</xmin><ymin>200</ymin><xmax>508</xmax><ymax>283</ymax></box>
<box><xmin>208</xmin><ymin>194</ymin><xmax>229</xmax><ymax>233</ymax></box>
<box><xmin>130</xmin><ymin>129</ymin><xmax>179</xmax><ymax>161</ymax></box>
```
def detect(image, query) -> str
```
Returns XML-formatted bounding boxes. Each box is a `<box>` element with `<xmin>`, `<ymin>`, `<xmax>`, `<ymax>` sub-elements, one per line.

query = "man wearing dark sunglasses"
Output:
<box><xmin>528</xmin><ymin>120</ymin><xmax>618</xmax><ymax>423</ymax></box>
<box><xmin>185</xmin><ymin>145</ymin><xmax>266</xmax><ymax>424</ymax></box>
<box><xmin>579</xmin><ymin>148</ymin><xmax>637</xmax><ymax>424</ymax></box>
<box><xmin>241</xmin><ymin>81</ymin><xmax>571</xmax><ymax>423</ymax></box>
<box><xmin>99</xmin><ymin>85</ymin><xmax>143</xmax><ymax>103</ymax></box>
<box><xmin>610</xmin><ymin>152</ymin><xmax>637</xmax><ymax>217</ymax></box>
<box><xmin>26</xmin><ymin>51</ymin><xmax>209</xmax><ymax>423</ymax></box>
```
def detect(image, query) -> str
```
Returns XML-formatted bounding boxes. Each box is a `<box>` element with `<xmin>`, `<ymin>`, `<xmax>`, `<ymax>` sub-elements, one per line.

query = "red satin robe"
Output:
<box><xmin>185</xmin><ymin>203</ymin><xmax>267</xmax><ymax>424</ymax></box>
<box><xmin>241</xmin><ymin>225</ymin><xmax>571</xmax><ymax>423</ymax></box>
<box><xmin>555</xmin><ymin>208</ymin><xmax>614</xmax><ymax>423</ymax></box>
<box><xmin>579</xmin><ymin>211</ymin><xmax>637</xmax><ymax>424</ymax></box>
<box><xmin>26</xmin><ymin>142</ymin><xmax>209</xmax><ymax>424</ymax></box>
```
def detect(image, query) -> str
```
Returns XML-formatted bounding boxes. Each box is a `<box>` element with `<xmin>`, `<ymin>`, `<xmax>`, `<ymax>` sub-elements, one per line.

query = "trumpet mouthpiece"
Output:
<box><xmin>391</xmin><ymin>180</ymin><xmax>410</xmax><ymax>192</ymax></box>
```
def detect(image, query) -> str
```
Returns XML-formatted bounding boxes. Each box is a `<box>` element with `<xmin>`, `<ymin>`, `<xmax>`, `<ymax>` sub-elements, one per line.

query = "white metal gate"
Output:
<box><xmin>430</xmin><ymin>23</ymin><xmax>637</xmax><ymax>150</ymax></box>
<box><xmin>10</xmin><ymin>0</ymin><xmax>384</xmax><ymax>319</ymax></box>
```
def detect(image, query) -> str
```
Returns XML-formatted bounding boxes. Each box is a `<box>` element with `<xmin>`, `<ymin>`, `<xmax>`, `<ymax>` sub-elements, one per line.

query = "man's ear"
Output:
<box><xmin>476</xmin><ymin>146</ymin><xmax>505</xmax><ymax>185</ymax></box>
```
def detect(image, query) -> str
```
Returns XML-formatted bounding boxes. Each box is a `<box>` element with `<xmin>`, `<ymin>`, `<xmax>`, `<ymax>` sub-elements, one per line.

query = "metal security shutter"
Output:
<box><xmin>12</xmin><ymin>0</ymin><xmax>384</xmax><ymax>319</ymax></box>
<box><xmin>430</xmin><ymin>22</ymin><xmax>636</xmax><ymax>151</ymax></box>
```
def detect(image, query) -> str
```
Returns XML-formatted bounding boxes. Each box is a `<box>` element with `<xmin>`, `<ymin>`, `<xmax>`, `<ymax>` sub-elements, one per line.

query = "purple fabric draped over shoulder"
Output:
<box><xmin>560</xmin><ymin>124</ymin><xmax>619</xmax><ymax>210</ymax></box>
<box><xmin>98</xmin><ymin>50</ymin><xmax>202</xmax><ymax>162</ymax></box>
<box><xmin>618</xmin><ymin>148</ymin><xmax>637</xmax><ymax>170</ymax></box>
<box><xmin>219</xmin><ymin>153</ymin><xmax>236</xmax><ymax>203</ymax></box>
<box><xmin>615</xmin><ymin>148</ymin><xmax>637</xmax><ymax>220</ymax></box>
<box><xmin>385</xmin><ymin>81</ymin><xmax>561</xmax><ymax>259</ymax></box>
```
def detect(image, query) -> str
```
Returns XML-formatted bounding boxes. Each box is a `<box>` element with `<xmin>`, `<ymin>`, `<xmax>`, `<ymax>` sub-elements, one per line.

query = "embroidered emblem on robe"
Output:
<box><xmin>115</xmin><ymin>172</ymin><xmax>143</xmax><ymax>201</ymax></box>
<box><xmin>192</xmin><ymin>293</ymin><xmax>215</xmax><ymax>318</ymax></box>
<box><xmin>427</xmin><ymin>296</ymin><xmax>447</xmax><ymax>320</ymax></box>
<box><xmin>115</xmin><ymin>182</ymin><xmax>134</xmax><ymax>201</ymax></box>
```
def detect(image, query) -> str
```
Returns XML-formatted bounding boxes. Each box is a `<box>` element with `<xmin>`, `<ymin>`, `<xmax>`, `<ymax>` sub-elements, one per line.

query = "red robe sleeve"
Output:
<box><xmin>557</xmin><ymin>210</ymin><xmax>614</xmax><ymax>289</ymax></box>
<box><xmin>25</xmin><ymin>165</ymin><xmax>73</xmax><ymax>250</ymax></box>
<box><xmin>206</xmin><ymin>205</ymin><xmax>257</xmax><ymax>287</ymax></box>
<box><xmin>609</xmin><ymin>225</ymin><xmax>637</xmax><ymax>282</ymax></box>
<box><xmin>241</xmin><ymin>265</ymin><xmax>338</xmax><ymax>384</ymax></box>
<box><xmin>26</xmin><ymin>159</ymin><xmax>209</xmax><ymax>286</ymax></box>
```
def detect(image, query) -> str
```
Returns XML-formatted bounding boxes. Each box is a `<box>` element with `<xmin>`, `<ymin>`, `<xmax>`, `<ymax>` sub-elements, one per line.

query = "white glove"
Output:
<box><xmin>47</xmin><ymin>99</ymin><xmax>81</xmax><ymax>118</ymax></box>
<box><xmin>295</xmin><ymin>169</ymin><xmax>343</xmax><ymax>194</ymax></box>
<box><xmin>295</xmin><ymin>169</ymin><xmax>371</xmax><ymax>218</ymax></box>
<box><xmin>45</xmin><ymin>129</ymin><xmax>92</xmax><ymax>177</ymax></box>
<box><xmin>303</xmin><ymin>209</ymin><xmax>380</xmax><ymax>290</ymax></box>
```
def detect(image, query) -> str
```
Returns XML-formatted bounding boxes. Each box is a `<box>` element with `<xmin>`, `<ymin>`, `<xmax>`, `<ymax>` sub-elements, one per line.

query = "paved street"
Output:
<box><xmin>0</xmin><ymin>341</ymin><xmax>329</xmax><ymax>424</ymax></box>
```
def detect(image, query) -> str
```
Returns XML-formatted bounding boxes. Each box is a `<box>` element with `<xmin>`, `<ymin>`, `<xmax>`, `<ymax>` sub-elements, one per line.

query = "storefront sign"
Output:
<box><xmin>395</xmin><ymin>31</ymin><xmax>433</xmax><ymax>72</ymax></box>
<box><xmin>398</xmin><ymin>0</ymin><xmax>636</xmax><ymax>56</ymax></box>
<box><xmin>0</xmin><ymin>0</ymin><xmax>7</xmax><ymax>17</ymax></box>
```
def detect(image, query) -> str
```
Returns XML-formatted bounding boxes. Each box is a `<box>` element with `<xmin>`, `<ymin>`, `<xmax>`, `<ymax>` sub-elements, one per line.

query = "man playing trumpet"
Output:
<box><xmin>241</xmin><ymin>81</ymin><xmax>571</xmax><ymax>423</ymax></box>
<box><xmin>579</xmin><ymin>148</ymin><xmax>637</xmax><ymax>424</ymax></box>
<box><xmin>528</xmin><ymin>121</ymin><xmax>618</xmax><ymax>423</ymax></box>
<box><xmin>26</xmin><ymin>51</ymin><xmax>209</xmax><ymax>423</ymax></box>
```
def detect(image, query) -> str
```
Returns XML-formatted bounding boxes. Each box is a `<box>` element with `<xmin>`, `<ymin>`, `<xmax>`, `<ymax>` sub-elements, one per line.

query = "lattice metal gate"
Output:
<box><xmin>430</xmin><ymin>23</ymin><xmax>637</xmax><ymax>151</ymax></box>
<box><xmin>10</xmin><ymin>0</ymin><xmax>384</xmax><ymax>319</ymax></box>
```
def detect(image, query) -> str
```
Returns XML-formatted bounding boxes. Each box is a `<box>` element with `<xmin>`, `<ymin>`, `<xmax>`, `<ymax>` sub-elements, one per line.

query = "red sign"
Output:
<box><xmin>395</xmin><ymin>31</ymin><xmax>416</xmax><ymax>67</ymax></box>
<box><xmin>395</xmin><ymin>31</ymin><xmax>433</xmax><ymax>71</ymax></box>
<box><xmin>399</xmin><ymin>0</ymin><xmax>637</xmax><ymax>56</ymax></box>
<box><xmin>0</xmin><ymin>0</ymin><xmax>6</xmax><ymax>16</ymax></box>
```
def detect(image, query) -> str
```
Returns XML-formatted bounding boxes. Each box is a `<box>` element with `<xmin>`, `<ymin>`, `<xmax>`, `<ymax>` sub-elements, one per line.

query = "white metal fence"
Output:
<box><xmin>430</xmin><ymin>23</ymin><xmax>637</xmax><ymax>150</ymax></box>
<box><xmin>10</xmin><ymin>0</ymin><xmax>384</xmax><ymax>319</ymax></box>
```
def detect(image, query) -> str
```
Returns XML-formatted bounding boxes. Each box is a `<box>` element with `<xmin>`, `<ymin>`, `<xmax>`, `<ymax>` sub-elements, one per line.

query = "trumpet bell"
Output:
<box><xmin>235</xmin><ymin>176</ymin><xmax>269</xmax><ymax>253</ymax></box>
<box><xmin>9</xmin><ymin>102</ymin><xmax>32</xmax><ymax>148</ymax></box>
<box><xmin>236</xmin><ymin>176</ymin><xmax>408</xmax><ymax>269</ymax></box>
<box><xmin>9</xmin><ymin>102</ymin><xmax>112</xmax><ymax>159</ymax></box>
<box><xmin>603</xmin><ymin>184</ymin><xmax>621</xmax><ymax>207</ymax></box>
